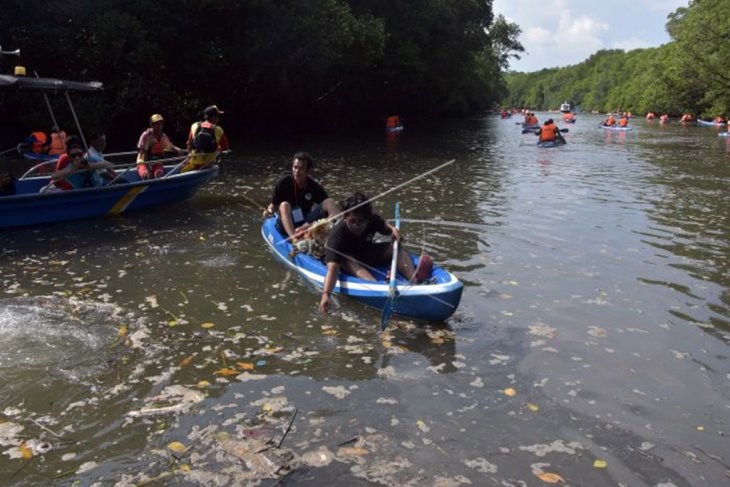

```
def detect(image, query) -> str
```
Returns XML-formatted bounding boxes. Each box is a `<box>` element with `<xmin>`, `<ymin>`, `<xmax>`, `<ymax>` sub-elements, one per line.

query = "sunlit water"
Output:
<box><xmin>0</xmin><ymin>115</ymin><xmax>728</xmax><ymax>486</ymax></box>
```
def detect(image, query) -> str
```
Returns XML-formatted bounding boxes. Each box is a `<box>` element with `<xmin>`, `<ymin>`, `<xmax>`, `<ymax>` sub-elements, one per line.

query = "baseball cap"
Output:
<box><xmin>203</xmin><ymin>105</ymin><xmax>224</xmax><ymax>117</ymax></box>
<box><xmin>150</xmin><ymin>113</ymin><xmax>164</xmax><ymax>124</ymax></box>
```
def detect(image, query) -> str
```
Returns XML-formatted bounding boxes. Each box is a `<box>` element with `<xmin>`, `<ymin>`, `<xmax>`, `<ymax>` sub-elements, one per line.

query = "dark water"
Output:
<box><xmin>0</xmin><ymin>115</ymin><xmax>728</xmax><ymax>486</ymax></box>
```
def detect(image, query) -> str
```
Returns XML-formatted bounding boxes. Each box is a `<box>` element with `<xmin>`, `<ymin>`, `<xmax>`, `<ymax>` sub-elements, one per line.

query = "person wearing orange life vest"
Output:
<box><xmin>618</xmin><ymin>115</ymin><xmax>629</xmax><ymax>127</ymax></box>
<box><xmin>385</xmin><ymin>114</ymin><xmax>401</xmax><ymax>129</ymax></box>
<box><xmin>182</xmin><ymin>105</ymin><xmax>229</xmax><ymax>173</ymax></box>
<box><xmin>26</xmin><ymin>131</ymin><xmax>49</xmax><ymax>154</ymax></box>
<box><xmin>136</xmin><ymin>113</ymin><xmax>186</xmax><ymax>179</ymax></box>
<box><xmin>659</xmin><ymin>114</ymin><xmax>669</xmax><ymax>124</ymax></box>
<box><xmin>603</xmin><ymin>114</ymin><xmax>616</xmax><ymax>126</ymax></box>
<box><xmin>537</xmin><ymin>119</ymin><xmax>565</xmax><ymax>144</ymax></box>
<box><xmin>563</xmin><ymin>112</ymin><xmax>575</xmax><ymax>122</ymax></box>
<box><xmin>48</xmin><ymin>126</ymin><xmax>68</xmax><ymax>155</ymax></box>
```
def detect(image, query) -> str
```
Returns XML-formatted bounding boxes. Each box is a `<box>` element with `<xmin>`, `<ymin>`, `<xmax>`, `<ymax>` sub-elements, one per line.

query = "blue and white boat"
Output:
<box><xmin>718</xmin><ymin>132</ymin><xmax>730</xmax><ymax>137</ymax></box>
<box><xmin>601</xmin><ymin>125</ymin><xmax>633</xmax><ymax>131</ymax></box>
<box><xmin>697</xmin><ymin>119</ymin><xmax>726</xmax><ymax>127</ymax></box>
<box><xmin>0</xmin><ymin>165</ymin><xmax>218</xmax><ymax>229</ymax></box>
<box><xmin>261</xmin><ymin>217</ymin><xmax>463</xmax><ymax>321</ymax></box>
<box><xmin>537</xmin><ymin>139</ymin><xmax>566</xmax><ymax>148</ymax></box>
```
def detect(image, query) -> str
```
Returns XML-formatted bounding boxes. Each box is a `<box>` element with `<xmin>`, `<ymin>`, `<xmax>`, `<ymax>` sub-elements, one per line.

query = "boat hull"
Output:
<box><xmin>697</xmin><ymin>120</ymin><xmax>725</xmax><ymax>127</ymax></box>
<box><xmin>0</xmin><ymin>165</ymin><xmax>218</xmax><ymax>229</ymax></box>
<box><xmin>601</xmin><ymin>125</ymin><xmax>633</xmax><ymax>131</ymax></box>
<box><xmin>537</xmin><ymin>140</ymin><xmax>565</xmax><ymax>148</ymax></box>
<box><xmin>261</xmin><ymin>217</ymin><xmax>463</xmax><ymax>321</ymax></box>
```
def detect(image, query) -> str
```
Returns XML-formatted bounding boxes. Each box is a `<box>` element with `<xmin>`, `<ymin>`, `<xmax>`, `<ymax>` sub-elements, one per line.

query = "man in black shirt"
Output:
<box><xmin>264</xmin><ymin>152</ymin><xmax>338</xmax><ymax>238</ymax></box>
<box><xmin>319</xmin><ymin>192</ymin><xmax>417</xmax><ymax>313</ymax></box>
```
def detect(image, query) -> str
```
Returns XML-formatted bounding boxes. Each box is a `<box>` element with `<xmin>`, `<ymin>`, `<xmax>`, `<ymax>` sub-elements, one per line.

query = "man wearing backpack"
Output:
<box><xmin>183</xmin><ymin>105</ymin><xmax>229</xmax><ymax>172</ymax></box>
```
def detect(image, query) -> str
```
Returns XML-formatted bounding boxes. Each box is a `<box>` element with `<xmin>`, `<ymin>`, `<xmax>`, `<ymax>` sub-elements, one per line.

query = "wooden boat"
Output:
<box><xmin>0</xmin><ymin>165</ymin><xmax>218</xmax><ymax>229</ymax></box>
<box><xmin>261</xmin><ymin>216</ymin><xmax>463</xmax><ymax>321</ymax></box>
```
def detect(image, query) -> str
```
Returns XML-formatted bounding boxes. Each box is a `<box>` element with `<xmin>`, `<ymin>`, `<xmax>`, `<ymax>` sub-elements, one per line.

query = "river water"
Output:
<box><xmin>0</xmin><ymin>114</ymin><xmax>728</xmax><ymax>486</ymax></box>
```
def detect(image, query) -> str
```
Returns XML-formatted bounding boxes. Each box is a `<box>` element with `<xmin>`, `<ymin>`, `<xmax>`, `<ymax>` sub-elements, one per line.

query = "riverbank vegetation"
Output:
<box><xmin>0</xmin><ymin>0</ymin><xmax>523</xmax><ymax>140</ymax></box>
<box><xmin>505</xmin><ymin>0</ymin><xmax>730</xmax><ymax>117</ymax></box>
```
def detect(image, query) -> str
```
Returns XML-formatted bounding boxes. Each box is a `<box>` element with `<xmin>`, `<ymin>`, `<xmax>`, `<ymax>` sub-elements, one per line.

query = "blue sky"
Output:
<box><xmin>492</xmin><ymin>0</ymin><xmax>689</xmax><ymax>72</ymax></box>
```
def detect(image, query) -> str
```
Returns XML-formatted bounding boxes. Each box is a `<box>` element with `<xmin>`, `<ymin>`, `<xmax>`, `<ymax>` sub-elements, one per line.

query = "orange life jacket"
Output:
<box><xmin>563</xmin><ymin>113</ymin><xmax>574</xmax><ymax>120</ymax></box>
<box><xmin>385</xmin><ymin>116</ymin><xmax>400</xmax><ymax>128</ymax></box>
<box><xmin>605</xmin><ymin>116</ymin><xmax>616</xmax><ymax>126</ymax></box>
<box><xmin>538</xmin><ymin>125</ymin><xmax>558</xmax><ymax>142</ymax></box>
<box><xmin>30</xmin><ymin>131</ymin><xmax>48</xmax><ymax>153</ymax></box>
<box><xmin>48</xmin><ymin>131</ymin><xmax>67</xmax><ymax>155</ymax></box>
<box><xmin>618</xmin><ymin>117</ymin><xmax>628</xmax><ymax>127</ymax></box>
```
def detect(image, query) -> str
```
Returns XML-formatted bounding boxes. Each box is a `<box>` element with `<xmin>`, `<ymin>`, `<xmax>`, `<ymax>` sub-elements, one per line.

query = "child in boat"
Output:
<box><xmin>319</xmin><ymin>192</ymin><xmax>431</xmax><ymax>313</ymax></box>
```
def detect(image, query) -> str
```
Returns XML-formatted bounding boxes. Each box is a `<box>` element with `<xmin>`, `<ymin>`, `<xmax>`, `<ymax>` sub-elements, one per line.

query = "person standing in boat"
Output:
<box><xmin>182</xmin><ymin>105</ymin><xmax>229</xmax><ymax>172</ymax></box>
<box><xmin>43</xmin><ymin>136</ymin><xmax>112</xmax><ymax>192</ymax></box>
<box><xmin>136</xmin><ymin>113</ymin><xmax>186</xmax><ymax>179</ymax></box>
<box><xmin>319</xmin><ymin>192</ymin><xmax>427</xmax><ymax>314</ymax></box>
<box><xmin>264</xmin><ymin>152</ymin><xmax>338</xmax><ymax>238</ymax></box>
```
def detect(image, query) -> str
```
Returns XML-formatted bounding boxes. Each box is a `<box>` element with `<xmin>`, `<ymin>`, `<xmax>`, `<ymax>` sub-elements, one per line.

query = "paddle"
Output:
<box><xmin>524</xmin><ymin>128</ymin><xmax>569</xmax><ymax>134</ymax></box>
<box><xmin>380</xmin><ymin>202</ymin><xmax>400</xmax><ymax>331</ymax></box>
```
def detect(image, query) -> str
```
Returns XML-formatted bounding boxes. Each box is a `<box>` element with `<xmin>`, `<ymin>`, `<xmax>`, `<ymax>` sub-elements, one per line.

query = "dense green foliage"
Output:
<box><xmin>505</xmin><ymin>0</ymin><xmax>730</xmax><ymax>117</ymax></box>
<box><xmin>0</xmin><ymin>0</ymin><xmax>523</xmax><ymax>140</ymax></box>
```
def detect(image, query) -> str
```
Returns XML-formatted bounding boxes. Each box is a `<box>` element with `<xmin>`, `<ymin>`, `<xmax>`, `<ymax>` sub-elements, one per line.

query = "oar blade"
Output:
<box><xmin>380</xmin><ymin>202</ymin><xmax>400</xmax><ymax>331</ymax></box>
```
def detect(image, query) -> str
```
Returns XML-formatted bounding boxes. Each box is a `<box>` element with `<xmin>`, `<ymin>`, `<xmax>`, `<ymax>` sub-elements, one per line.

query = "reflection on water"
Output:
<box><xmin>0</xmin><ymin>115</ymin><xmax>728</xmax><ymax>486</ymax></box>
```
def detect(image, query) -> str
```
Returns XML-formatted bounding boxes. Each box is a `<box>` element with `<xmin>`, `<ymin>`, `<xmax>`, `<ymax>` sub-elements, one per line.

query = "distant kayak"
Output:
<box><xmin>697</xmin><ymin>120</ymin><xmax>725</xmax><ymax>127</ymax></box>
<box><xmin>601</xmin><ymin>125</ymin><xmax>632</xmax><ymax>131</ymax></box>
<box><xmin>537</xmin><ymin>139</ymin><xmax>566</xmax><ymax>148</ymax></box>
<box><xmin>718</xmin><ymin>132</ymin><xmax>730</xmax><ymax>137</ymax></box>
<box><xmin>521</xmin><ymin>124</ymin><xmax>540</xmax><ymax>130</ymax></box>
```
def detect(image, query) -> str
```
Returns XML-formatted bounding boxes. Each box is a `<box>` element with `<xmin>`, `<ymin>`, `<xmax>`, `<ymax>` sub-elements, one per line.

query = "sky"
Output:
<box><xmin>492</xmin><ymin>0</ymin><xmax>689</xmax><ymax>72</ymax></box>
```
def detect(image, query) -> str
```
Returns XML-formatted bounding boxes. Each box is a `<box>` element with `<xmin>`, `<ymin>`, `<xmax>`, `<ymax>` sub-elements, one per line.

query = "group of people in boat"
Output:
<box><xmin>22</xmin><ymin>126</ymin><xmax>68</xmax><ymax>156</ymax></box>
<box><xmin>601</xmin><ymin>113</ymin><xmax>630</xmax><ymax>127</ymax></box>
<box><xmin>263</xmin><ymin>152</ymin><xmax>433</xmax><ymax>313</ymax></box>
<box><xmin>36</xmin><ymin>105</ymin><xmax>228</xmax><ymax>193</ymax></box>
<box><xmin>536</xmin><ymin>119</ymin><xmax>566</xmax><ymax>144</ymax></box>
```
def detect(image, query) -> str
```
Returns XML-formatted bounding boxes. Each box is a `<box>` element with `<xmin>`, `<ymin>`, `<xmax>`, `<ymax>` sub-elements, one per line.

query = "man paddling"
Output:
<box><xmin>319</xmin><ymin>192</ymin><xmax>428</xmax><ymax>314</ymax></box>
<box><xmin>264</xmin><ymin>152</ymin><xmax>338</xmax><ymax>238</ymax></box>
<box><xmin>537</xmin><ymin>119</ymin><xmax>565</xmax><ymax>144</ymax></box>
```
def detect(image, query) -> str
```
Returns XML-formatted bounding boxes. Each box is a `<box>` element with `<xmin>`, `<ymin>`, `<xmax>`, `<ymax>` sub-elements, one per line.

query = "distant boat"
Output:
<box><xmin>560</xmin><ymin>101</ymin><xmax>571</xmax><ymax>113</ymax></box>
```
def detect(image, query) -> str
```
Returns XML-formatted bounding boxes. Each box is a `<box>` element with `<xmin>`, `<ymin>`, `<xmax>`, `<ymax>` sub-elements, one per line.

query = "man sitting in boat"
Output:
<box><xmin>182</xmin><ymin>105</ymin><xmax>229</xmax><ymax>172</ymax></box>
<box><xmin>264</xmin><ymin>152</ymin><xmax>338</xmax><ymax>239</ymax></box>
<box><xmin>680</xmin><ymin>113</ymin><xmax>695</xmax><ymax>123</ymax></box>
<box><xmin>603</xmin><ymin>114</ymin><xmax>616</xmax><ymax>126</ymax></box>
<box><xmin>87</xmin><ymin>132</ymin><xmax>126</xmax><ymax>184</ymax></box>
<box><xmin>524</xmin><ymin>112</ymin><xmax>538</xmax><ymax>126</ymax></box>
<box><xmin>48</xmin><ymin>126</ymin><xmax>68</xmax><ymax>156</ymax></box>
<box><xmin>537</xmin><ymin>119</ymin><xmax>565</xmax><ymax>144</ymax></box>
<box><xmin>618</xmin><ymin>115</ymin><xmax>629</xmax><ymax>127</ymax></box>
<box><xmin>319</xmin><ymin>192</ymin><xmax>422</xmax><ymax>314</ymax></box>
<box><xmin>42</xmin><ymin>136</ymin><xmax>113</xmax><ymax>192</ymax></box>
<box><xmin>713</xmin><ymin>116</ymin><xmax>726</xmax><ymax>124</ymax></box>
<box><xmin>136</xmin><ymin>113</ymin><xmax>186</xmax><ymax>179</ymax></box>
<box><xmin>563</xmin><ymin>112</ymin><xmax>575</xmax><ymax>122</ymax></box>
<box><xmin>23</xmin><ymin>130</ymin><xmax>49</xmax><ymax>154</ymax></box>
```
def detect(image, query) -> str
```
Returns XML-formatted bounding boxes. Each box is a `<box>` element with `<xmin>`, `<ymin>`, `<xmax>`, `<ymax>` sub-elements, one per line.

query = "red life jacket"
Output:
<box><xmin>385</xmin><ymin>116</ymin><xmax>400</xmax><ymax>128</ymax></box>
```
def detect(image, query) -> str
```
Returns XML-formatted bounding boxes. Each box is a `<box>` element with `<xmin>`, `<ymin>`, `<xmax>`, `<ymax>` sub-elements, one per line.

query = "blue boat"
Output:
<box><xmin>697</xmin><ymin>119</ymin><xmax>725</xmax><ymax>127</ymax></box>
<box><xmin>522</xmin><ymin>124</ymin><xmax>540</xmax><ymax>130</ymax></box>
<box><xmin>0</xmin><ymin>165</ymin><xmax>218</xmax><ymax>229</ymax></box>
<box><xmin>601</xmin><ymin>125</ymin><xmax>633</xmax><ymax>131</ymax></box>
<box><xmin>21</xmin><ymin>151</ymin><xmax>58</xmax><ymax>162</ymax></box>
<box><xmin>537</xmin><ymin>139</ymin><xmax>566</xmax><ymax>148</ymax></box>
<box><xmin>261</xmin><ymin>217</ymin><xmax>463</xmax><ymax>322</ymax></box>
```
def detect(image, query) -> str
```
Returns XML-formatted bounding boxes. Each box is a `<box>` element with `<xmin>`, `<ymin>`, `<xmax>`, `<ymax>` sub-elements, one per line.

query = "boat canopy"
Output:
<box><xmin>0</xmin><ymin>74</ymin><xmax>102</xmax><ymax>93</ymax></box>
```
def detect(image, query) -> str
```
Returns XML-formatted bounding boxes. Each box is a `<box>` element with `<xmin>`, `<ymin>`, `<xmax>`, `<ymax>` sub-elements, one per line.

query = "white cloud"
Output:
<box><xmin>492</xmin><ymin>0</ymin><xmax>690</xmax><ymax>72</ymax></box>
<box><xmin>612</xmin><ymin>37</ymin><xmax>652</xmax><ymax>51</ymax></box>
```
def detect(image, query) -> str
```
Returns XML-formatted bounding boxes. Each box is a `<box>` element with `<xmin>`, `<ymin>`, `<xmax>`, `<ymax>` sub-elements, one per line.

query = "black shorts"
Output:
<box><xmin>350</xmin><ymin>242</ymin><xmax>392</xmax><ymax>268</ymax></box>
<box><xmin>275</xmin><ymin>204</ymin><xmax>325</xmax><ymax>234</ymax></box>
